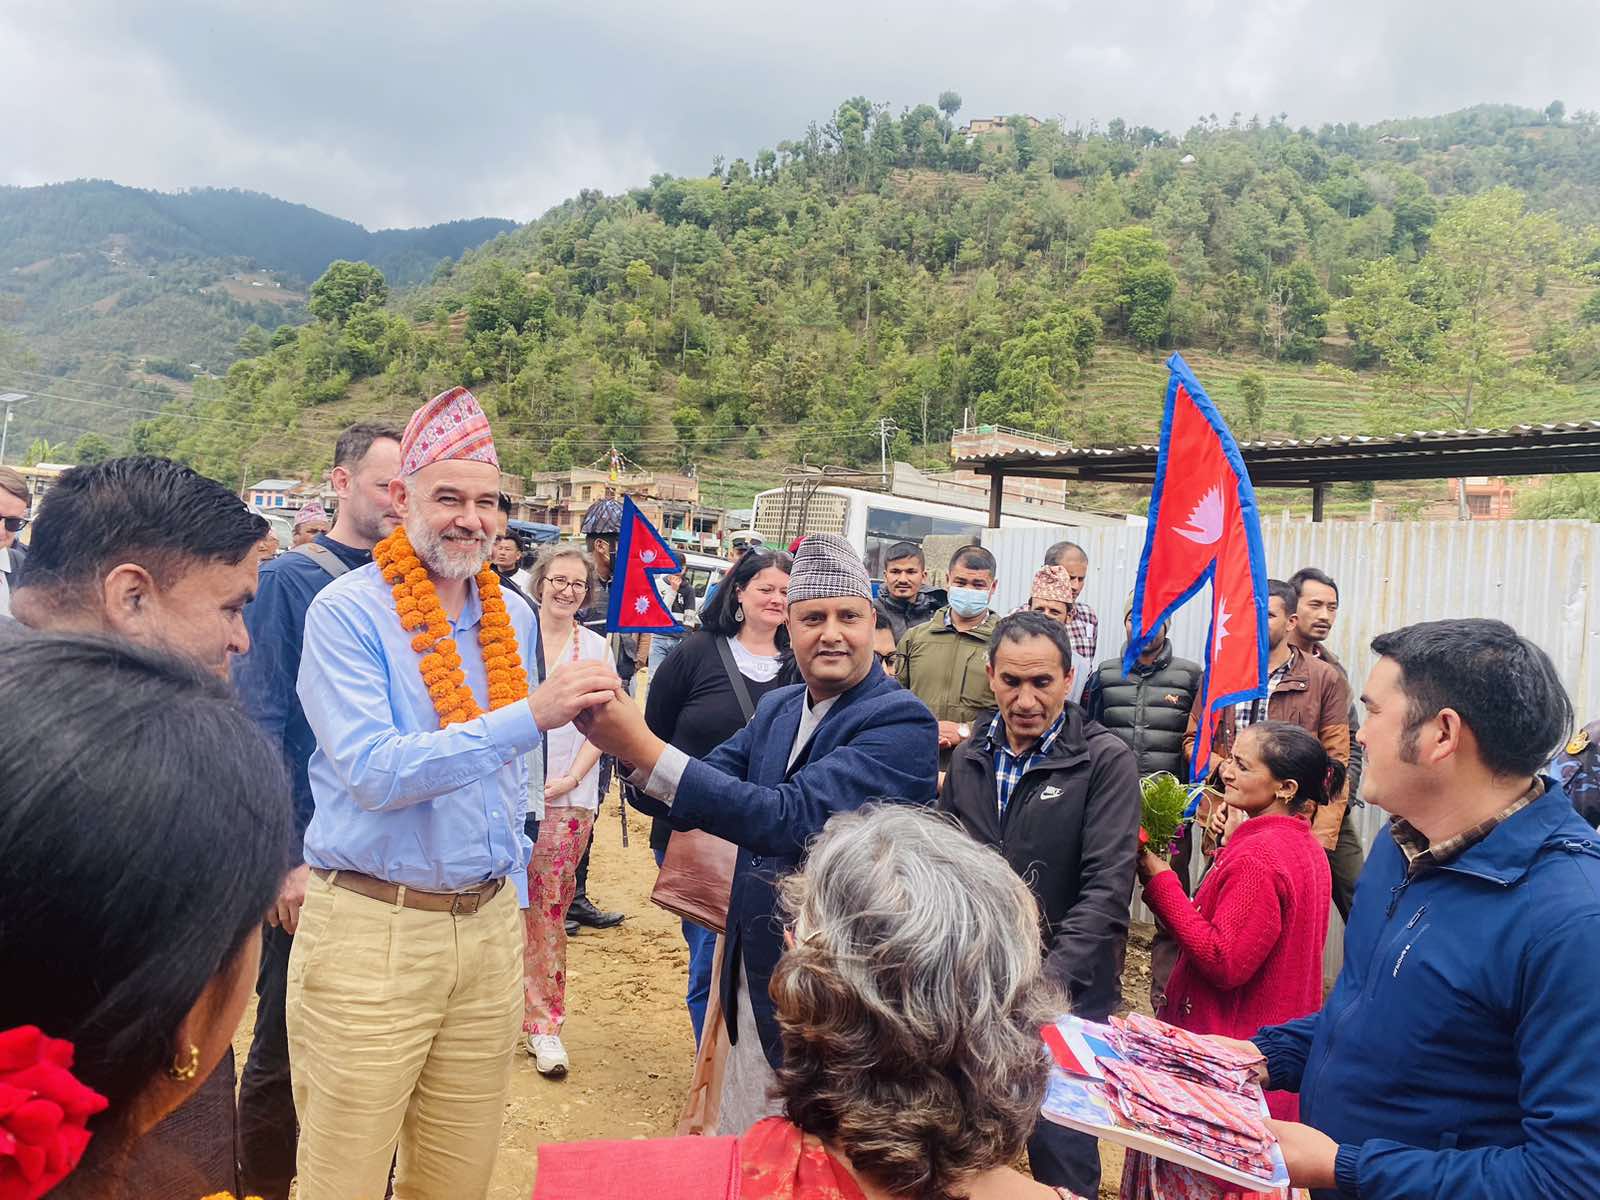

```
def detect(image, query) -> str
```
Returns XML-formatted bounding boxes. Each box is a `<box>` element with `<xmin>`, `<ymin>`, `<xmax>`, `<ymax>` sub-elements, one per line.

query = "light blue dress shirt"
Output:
<box><xmin>298</xmin><ymin>562</ymin><xmax>542</xmax><ymax>905</ymax></box>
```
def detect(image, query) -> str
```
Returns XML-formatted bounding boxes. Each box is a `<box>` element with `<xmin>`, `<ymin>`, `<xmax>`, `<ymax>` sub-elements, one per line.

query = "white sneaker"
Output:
<box><xmin>527</xmin><ymin>1033</ymin><xmax>569</xmax><ymax>1077</ymax></box>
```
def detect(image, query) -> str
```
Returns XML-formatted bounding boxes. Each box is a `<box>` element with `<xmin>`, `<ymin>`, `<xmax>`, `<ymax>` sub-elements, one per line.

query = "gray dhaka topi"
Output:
<box><xmin>785</xmin><ymin>533</ymin><xmax>873</xmax><ymax>604</ymax></box>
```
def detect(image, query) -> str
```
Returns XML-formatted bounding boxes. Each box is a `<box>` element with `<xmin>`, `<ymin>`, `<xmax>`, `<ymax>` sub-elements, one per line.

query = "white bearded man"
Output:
<box><xmin>286</xmin><ymin>387</ymin><xmax>620</xmax><ymax>1200</ymax></box>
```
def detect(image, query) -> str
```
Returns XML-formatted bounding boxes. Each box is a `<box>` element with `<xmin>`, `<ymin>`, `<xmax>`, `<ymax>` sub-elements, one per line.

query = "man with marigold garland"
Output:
<box><xmin>288</xmin><ymin>387</ymin><xmax>620</xmax><ymax>1200</ymax></box>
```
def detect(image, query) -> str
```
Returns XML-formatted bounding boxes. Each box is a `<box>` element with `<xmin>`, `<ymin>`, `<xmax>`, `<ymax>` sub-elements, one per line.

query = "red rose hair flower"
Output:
<box><xmin>0</xmin><ymin>1026</ymin><xmax>109</xmax><ymax>1200</ymax></box>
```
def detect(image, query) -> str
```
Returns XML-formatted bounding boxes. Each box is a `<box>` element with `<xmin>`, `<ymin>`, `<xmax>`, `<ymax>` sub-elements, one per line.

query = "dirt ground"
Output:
<box><xmin>235</xmin><ymin>805</ymin><xmax>1158</xmax><ymax>1200</ymax></box>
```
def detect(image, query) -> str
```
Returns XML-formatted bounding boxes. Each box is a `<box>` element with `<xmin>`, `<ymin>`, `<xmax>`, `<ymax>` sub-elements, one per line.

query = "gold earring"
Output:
<box><xmin>167</xmin><ymin>1043</ymin><xmax>200</xmax><ymax>1082</ymax></box>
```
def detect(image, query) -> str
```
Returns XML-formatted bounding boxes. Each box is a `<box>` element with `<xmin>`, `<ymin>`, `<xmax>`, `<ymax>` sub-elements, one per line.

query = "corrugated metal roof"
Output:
<box><xmin>249</xmin><ymin>479</ymin><xmax>302</xmax><ymax>491</ymax></box>
<box><xmin>957</xmin><ymin>420</ymin><xmax>1600</xmax><ymax>486</ymax></box>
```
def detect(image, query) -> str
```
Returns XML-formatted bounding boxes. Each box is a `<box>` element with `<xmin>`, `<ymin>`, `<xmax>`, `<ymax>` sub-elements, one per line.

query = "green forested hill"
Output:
<box><xmin>0</xmin><ymin>181</ymin><xmax>515</xmax><ymax>449</ymax></box>
<box><xmin>28</xmin><ymin>97</ymin><xmax>1600</xmax><ymax>495</ymax></box>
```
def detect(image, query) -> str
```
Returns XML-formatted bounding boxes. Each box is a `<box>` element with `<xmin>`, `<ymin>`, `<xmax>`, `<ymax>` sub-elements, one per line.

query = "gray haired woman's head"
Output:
<box><xmin>770</xmin><ymin>804</ymin><xmax>1062</xmax><ymax>1200</ymax></box>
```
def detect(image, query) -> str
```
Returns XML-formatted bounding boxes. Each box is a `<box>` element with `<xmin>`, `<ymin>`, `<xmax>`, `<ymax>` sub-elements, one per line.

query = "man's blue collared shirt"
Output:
<box><xmin>298</xmin><ymin>562</ymin><xmax>542</xmax><ymax>904</ymax></box>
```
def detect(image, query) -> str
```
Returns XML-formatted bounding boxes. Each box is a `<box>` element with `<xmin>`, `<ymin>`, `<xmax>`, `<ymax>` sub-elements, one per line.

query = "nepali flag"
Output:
<box><xmin>1124</xmin><ymin>354</ymin><xmax>1269</xmax><ymax>781</ymax></box>
<box><xmin>605</xmin><ymin>496</ymin><xmax>686</xmax><ymax>634</ymax></box>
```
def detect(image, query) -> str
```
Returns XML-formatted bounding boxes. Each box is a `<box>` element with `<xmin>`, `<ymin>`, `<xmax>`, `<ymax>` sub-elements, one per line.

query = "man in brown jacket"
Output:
<box><xmin>1287</xmin><ymin>566</ymin><xmax>1365</xmax><ymax>922</ymax></box>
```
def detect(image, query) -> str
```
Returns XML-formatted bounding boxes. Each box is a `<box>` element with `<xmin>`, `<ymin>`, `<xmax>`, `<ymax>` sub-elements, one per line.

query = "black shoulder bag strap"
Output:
<box><xmin>714</xmin><ymin>636</ymin><xmax>758</xmax><ymax>722</ymax></box>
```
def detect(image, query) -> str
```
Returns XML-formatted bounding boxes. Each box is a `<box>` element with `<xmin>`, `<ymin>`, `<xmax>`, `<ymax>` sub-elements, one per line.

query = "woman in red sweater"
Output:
<box><xmin>1137</xmin><ymin>720</ymin><xmax>1342</xmax><ymax>1121</ymax></box>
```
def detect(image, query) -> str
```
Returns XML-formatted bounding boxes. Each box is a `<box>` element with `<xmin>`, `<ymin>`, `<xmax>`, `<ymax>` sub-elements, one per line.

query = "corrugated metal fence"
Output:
<box><xmin>983</xmin><ymin>517</ymin><xmax>1600</xmax><ymax>978</ymax></box>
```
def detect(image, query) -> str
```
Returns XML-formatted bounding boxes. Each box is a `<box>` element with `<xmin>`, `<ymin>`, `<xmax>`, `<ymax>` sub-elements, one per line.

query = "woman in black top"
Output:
<box><xmin>643</xmin><ymin>549</ymin><xmax>792</xmax><ymax>1047</ymax></box>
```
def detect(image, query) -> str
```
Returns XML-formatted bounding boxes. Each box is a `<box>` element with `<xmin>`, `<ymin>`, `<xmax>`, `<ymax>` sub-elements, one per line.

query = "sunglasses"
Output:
<box><xmin>2</xmin><ymin>516</ymin><xmax>28</xmax><ymax>534</ymax></box>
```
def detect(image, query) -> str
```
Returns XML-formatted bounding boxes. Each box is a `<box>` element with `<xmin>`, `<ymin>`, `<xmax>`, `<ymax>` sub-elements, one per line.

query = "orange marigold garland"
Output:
<box><xmin>373</xmin><ymin>527</ymin><xmax>530</xmax><ymax>728</ymax></box>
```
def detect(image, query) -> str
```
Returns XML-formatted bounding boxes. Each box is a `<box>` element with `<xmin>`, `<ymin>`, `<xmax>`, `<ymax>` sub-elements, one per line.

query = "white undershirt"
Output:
<box><xmin>727</xmin><ymin>635</ymin><xmax>782</xmax><ymax>683</ymax></box>
<box><xmin>0</xmin><ymin>548</ymin><xmax>12</xmax><ymax>618</ymax></box>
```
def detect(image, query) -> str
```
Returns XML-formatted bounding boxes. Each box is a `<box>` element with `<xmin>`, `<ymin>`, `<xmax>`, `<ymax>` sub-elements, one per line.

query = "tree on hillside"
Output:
<box><xmin>1353</xmin><ymin>188</ymin><xmax>1571</xmax><ymax>514</ymax></box>
<box><xmin>1517</xmin><ymin>473</ymin><xmax>1600</xmax><ymax>520</ymax></box>
<box><xmin>309</xmin><ymin>261</ymin><xmax>388</xmax><ymax>325</ymax></box>
<box><xmin>1237</xmin><ymin>371</ymin><xmax>1269</xmax><ymax>439</ymax></box>
<box><xmin>938</xmin><ymin>91</ymin><xmax>962</xmax><ymax>122</ymax></box>
<box><xmin>1546</xmin><ymin>100</ymin><xmax>1566</xmax><ymax>125</ymax></box>
<box><xmin>72</xmin><ymin>432</ymin><xmax>114</xmax><ymax>465</ymax></box>
<box><xmin>1262</xmin><ymin>261</ymin><xmax>1329</xmax><ymax>361</ymax></box>
<box><xmin>1078</xmin><ymin>226</ymin><xmax>1174</xmax><ymax>342</ymax></box>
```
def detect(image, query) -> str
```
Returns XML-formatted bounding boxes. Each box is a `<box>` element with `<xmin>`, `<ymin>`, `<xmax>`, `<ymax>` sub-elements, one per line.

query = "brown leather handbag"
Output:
<box><xmin>647</xmin><ymin>638</ymin><xmax>750</xmax><ymax>933</ymax></box>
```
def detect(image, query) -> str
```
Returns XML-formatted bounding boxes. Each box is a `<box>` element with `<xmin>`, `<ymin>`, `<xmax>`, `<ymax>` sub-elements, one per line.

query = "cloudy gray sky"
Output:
<box><xmin>3</xmin><ymin>0</ymin><xmax>1593</xmax><ymax>229</ymax></box>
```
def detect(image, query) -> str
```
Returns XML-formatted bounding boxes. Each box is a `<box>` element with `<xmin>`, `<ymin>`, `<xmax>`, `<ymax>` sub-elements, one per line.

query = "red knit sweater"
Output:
<box><xmin>1142</xmin><ymin>812</ymin><xmax>1331</xmax><ymax>1121</ymax></box>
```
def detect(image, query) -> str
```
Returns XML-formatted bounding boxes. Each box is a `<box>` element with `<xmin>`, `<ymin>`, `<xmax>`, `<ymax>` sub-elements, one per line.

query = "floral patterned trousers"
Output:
<box><xmin>522</xmin><ymin>806</ymin><xmax>595</xmax><ymax>1036</ymax></box>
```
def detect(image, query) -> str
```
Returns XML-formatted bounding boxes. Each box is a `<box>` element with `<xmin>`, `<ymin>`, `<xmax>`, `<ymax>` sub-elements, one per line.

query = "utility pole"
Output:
<box><xmin>0</xmin><ymin>394</ymin><xmax>33</xmax><ymax>466</ymax></box>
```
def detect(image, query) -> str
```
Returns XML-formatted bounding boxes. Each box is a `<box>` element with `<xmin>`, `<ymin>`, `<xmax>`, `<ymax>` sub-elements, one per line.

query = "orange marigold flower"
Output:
<box><xmin>484</xmin><ymin>655</ymin><xmax>508</xmax><ymax>673</ymax></box>
<box><xmin>396</xmin><ymin>596</ymin><xmax>419</xmax><ymax>615</ymax></box>
<box><xmin>411</xmin><ymin>633</ymin><xmax>433</xmax><ymax>653</ymax></box>
<box><xmin>436</xmin><ymin>638</ymin><xmax>458</xmax><ymax>656</ymax></box>
<box><xmin>405</xmin><ymin>567</ymin><xmax>429</xmax><ymax>585</ymax></box>
<box><xmin>399</xmin><ymin>611</ymin><xmax>427</xmax><ymax>631</ymax></box>
<box><xmin>419</xmin><ymin>652</ymin><xmax>445</xmax><ymax>673</ymax></box>
<box><xmin>428</xmin><ymin>680</ymin><xmax>455</xmax><ymax>702</ymax></box>
<box><xmin>412</xmin><ymin>580</ymin><xmax>437</xmax><ymax>598</ymax></box>
<box><xmin>428</xmin><ymin>623</ymin><xmax>451</xmax><ymax>640</ymax></box>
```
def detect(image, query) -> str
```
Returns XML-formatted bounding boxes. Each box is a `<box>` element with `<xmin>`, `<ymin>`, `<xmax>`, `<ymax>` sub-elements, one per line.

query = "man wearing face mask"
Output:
<box><xmin>897</xmin><ymin>543</ymin><xmax>1001</xmax><ymax>769</ymax></box>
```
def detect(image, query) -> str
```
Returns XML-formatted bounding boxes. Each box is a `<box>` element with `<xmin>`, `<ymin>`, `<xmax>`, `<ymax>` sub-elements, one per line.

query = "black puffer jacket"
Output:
<box><xmin>1084</xmin><ymin>640</ymin><xmax>1203</xmax><ymax>779</ymax></box>
<box><xmin>873</xmin><ymin>587</ymin><xmax>947</xmax><ymax>644</ymax></box>
<box><xmin>938</xmin><ymin>705</ymin><xmax>1140</xmax><ymax>1020</ymax></box>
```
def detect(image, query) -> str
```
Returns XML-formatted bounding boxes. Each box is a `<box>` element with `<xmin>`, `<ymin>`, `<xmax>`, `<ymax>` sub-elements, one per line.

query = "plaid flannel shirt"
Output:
<box><xmin>989</xmin><ymin>708</ymin><xmax>1069</xmax><ymax>817</ymax></box>
<box><xmin>1064</xmin><ymin>602</ymin><xmax>1099</xmax><ymax>662</ymax></box>
<box><xmin>1232</xmin><ymin>648</ymin><xmax>1296</xmax><ymax>731</ymax></box>
<box><xmin>1391</xmin><ymin>778</ymin><xmax>1542</xmax><ymax>879</ymax></box>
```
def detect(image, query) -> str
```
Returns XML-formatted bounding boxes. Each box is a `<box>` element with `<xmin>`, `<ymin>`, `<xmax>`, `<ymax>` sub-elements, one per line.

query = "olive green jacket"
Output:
<box><xmin>896</xmin><ymin>607</ymin><xmax>999</xmax><ymax>728</ymax></box>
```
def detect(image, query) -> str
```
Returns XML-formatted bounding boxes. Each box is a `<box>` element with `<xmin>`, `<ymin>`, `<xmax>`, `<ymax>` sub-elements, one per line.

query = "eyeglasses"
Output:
<box><xmin>876</xmin><ymin>651</ymin><xmax>903</xmax><ymax>672</ymax></box>
<box><xmin>2</xmin><ymin>516</ymin><xmax>28</xmax><ymax>534</ymax></box>
<box><xmin>544</xmin><ymin>576</ymin><xmax>588</xmax><ymax>595</ymax></box>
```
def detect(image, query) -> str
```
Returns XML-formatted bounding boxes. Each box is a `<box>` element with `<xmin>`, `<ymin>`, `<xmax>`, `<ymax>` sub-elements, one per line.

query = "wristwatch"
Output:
<box><xmin>957</xmin><ymin>723</ymin><xmax>971</xmax><ymax>740</ymax></box>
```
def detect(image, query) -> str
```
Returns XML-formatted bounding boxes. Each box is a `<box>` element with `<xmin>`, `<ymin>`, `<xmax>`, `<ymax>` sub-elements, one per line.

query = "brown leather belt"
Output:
<box><xmin>311</xmin><ymin>868</ymin><xmax>503</xmax><ymax>915</ymax></box>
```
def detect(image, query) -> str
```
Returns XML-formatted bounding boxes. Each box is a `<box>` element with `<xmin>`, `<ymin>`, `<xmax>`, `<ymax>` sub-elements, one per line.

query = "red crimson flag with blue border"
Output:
<box><xmin>606</xmin><ymin>496</ymin><xmax>687</xmax><ymax>634</ymax></box>
<box><xmin>1124</xmin><ymin>353</ymin><xmax>1269</xmax><ymax>781</ymax></box>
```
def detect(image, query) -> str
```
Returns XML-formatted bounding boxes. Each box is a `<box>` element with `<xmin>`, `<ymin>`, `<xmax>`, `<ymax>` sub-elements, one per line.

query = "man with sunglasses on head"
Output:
<box><xmin>0</xmin><ymin>467</ymin><xmax>30</xmax><ymax>618</ymax></box>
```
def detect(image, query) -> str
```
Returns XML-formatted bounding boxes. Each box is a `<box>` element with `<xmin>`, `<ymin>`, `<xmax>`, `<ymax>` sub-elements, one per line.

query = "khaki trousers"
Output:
<box><xmin>285</xmin><ymin>872</ymin><xmax>523</xmax><ymax>1200</ymax></box>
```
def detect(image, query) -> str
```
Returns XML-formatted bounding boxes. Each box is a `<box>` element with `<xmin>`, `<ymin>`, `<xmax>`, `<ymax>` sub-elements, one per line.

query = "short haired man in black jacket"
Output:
<box><xmin>1083</xmin><ymin>599</ymin><xmax>1203</xmax><ymax>778</ymax></box>
<box><xmin>937</xmin><ymin>609</ymin><xmax>1140</xmax><ymax>1199</ymax></box>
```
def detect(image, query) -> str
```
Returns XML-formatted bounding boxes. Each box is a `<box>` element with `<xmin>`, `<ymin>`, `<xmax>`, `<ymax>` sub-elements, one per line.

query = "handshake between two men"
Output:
<box><xmin>530</xmin><ymin>659</ymin><xmax>667</xmax><ymax>777</ymax></box>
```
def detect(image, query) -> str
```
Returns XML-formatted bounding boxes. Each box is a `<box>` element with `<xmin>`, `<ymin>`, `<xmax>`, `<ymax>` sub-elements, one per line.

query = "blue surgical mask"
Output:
<box><xmin>948</xmin><ymin>587</ymin><xmax>992</xmax><ymax>619</ymax></box>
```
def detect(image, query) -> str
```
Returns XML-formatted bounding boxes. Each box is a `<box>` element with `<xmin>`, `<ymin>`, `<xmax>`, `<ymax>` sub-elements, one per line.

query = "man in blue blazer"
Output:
<box><xmin>578</xmin><ymin>533</ymin><xmax>940</xmax><ymax>1133</ymax></box>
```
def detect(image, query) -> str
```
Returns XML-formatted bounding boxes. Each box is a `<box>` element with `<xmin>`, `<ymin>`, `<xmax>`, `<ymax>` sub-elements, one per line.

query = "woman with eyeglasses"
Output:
<box><xmin>641</xmin><ymin>548</ymin><xmax>793</xmax><ymax>1047</ymax></box>
<box><xmin>521</xmin><ymin>544</ymin><xmax>610</xmax><ymax>1078</ymax></box>
<box><xmin>0</xmin><ymin>465</ymin><xmax>31</xmax><ymax>618</ymax></box>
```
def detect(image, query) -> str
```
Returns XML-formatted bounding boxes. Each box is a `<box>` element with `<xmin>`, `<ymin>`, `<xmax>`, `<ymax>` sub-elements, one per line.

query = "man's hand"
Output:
<box><xmin>1264</xmin><ymin>1119</ymin><xmax>1339</xmax><ymax>1190</ymax></box>
<box><xmin>543</xmin><ymin>773</ymin><xmax>577</xmax><ymax>801</ymax></box>
<box><xmin>268</xmin><ymin>863</ymin><xmax>311</xmax><ymax>935</ymax></box>
<box><xmin>937</xmin><ymin>720</ymin><xmax>964</xmax><ymax>748</ymax></box>
<box><xmin>530</xmin><ymin>660</ymin><xmax>622</xmax><ymax>732</ymax></box>
<box><xmin>573</xmin><ymin>690</ymin><xmax>663</xmax><ymax>772</ymax></box>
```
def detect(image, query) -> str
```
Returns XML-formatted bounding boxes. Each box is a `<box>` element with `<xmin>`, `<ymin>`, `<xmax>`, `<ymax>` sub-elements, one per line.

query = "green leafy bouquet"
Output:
<box><xmin>1139</xmin><ymin>772</ymin><xmax>1192</xmax><ymax>858</ymax></box>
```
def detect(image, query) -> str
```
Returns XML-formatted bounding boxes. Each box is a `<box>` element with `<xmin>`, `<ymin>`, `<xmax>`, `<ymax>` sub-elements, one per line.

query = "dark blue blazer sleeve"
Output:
<box><xmin>672</xmin><ymin>688</ymin><xmax>939</xmax><ymax>857</ymax></box>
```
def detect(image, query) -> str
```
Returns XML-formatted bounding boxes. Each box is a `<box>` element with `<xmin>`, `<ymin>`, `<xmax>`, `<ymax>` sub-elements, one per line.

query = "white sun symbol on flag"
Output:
<box><xmin>641</xmin><ymin>549</ymin><xmax>657</xmax><ymax>564</ymax></box>
<box><xmin>634</xmin><ymin>595</ymin><xmax>650</xmax><ymax>615</ymax></box>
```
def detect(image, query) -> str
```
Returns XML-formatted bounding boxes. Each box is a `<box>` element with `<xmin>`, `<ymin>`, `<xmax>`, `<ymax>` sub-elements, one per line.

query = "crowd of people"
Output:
<box><xmin>1</xmin><ymin>387</ymin><xmax>1598</xmax><ymax>1200</ymax></box>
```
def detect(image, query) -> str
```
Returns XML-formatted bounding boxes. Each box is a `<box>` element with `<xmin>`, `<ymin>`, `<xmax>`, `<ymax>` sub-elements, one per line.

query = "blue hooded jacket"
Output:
<box><xmin>1255</xmin><ymin>780</ymin><xmax>1600</xmax><ymax>1199</ymax></box>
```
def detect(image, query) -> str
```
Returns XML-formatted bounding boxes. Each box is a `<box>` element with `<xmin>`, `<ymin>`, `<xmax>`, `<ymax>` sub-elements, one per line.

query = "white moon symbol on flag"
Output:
<box><xmin>641</xmin><ymin>549</ymin><xmax>657</xmax><ymax>564</ymax></box>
